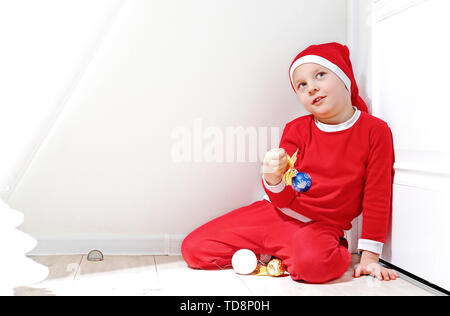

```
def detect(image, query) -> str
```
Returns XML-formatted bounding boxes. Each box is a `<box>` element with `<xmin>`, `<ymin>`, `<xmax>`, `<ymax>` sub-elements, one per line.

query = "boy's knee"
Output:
<box><xmin>288</xmin><ymin>241</ymin><xmax>351</xmax><ymax>283</ymax></box>
<box><xmin>181</xmin><ymin>232</ymin><xmax>202</xmax><ymax>268</ymax></box>
<box><xmin>181</xmin><ymin>231</ymin><xmax>226</xmax><ymax>269</ymax></box>
<box><xmin>288</xmin><ymin>252</ymin><xmax>328</xmax><ymax>283</ymax></box>
<box><xmin>289</xmin><ymin>253</ymin><xmax>349</xmax><ymax>284</ymax></box>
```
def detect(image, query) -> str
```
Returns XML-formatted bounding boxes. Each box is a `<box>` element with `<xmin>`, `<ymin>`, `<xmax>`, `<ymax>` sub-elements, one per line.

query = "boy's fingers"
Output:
<box><xmin>266</xmin><ymin>149</ymin><xmax>284</xmax><ymax>160</ymax></box>
<box><xmin>274</xmin><ymin>148</ymin><xmax>286</xmax><ymax>159</ymax></box>
<box><xmin>269</xmin><ymin>160</ymin><xmax>280</xmax><ymax>166</ymax></box>
<box><xmin>264</xmin><ymin>148</ymin><xmax>278</xmax><ymax>159</ymax></box>
<box><xmin>381</xmin><ymin>269</ymin><xmax>390</xmax><ymax>281</ymax></box>
<box><xmin>262</xmin><ymin>163</ymin><xmax>278</xmax><ymax>173</ymax></box>
<box><xmin>353</xmin><ymin>265</ymin><xmax>361</xmax><ymax>277</ymax></box>
<box><xmin>262</xmin><ymin>166</ymin><xmax>275</xmax><ymax>174</ymax></box>
<box><xmin>266</xmin><ymin>157</ymin><xmax>287</xmax><ymax>167</ymax></box>
<box><xmin>365</xmin><ymin>266</ymin><xmax>377</xmax><ymax>278</ymax></box>
<box><xmin>269</xmin><ymin>157</ymin><xmax>286</xmax><ymax>164</ymax></box>
<box><xmin>374</xmin><ymin>270</ymin><xmax>382</xmax><ymax>280</ymax></box>
<box><xmin>389</xmin><ymin>270</ymin><xmax>398</xmax><ymax>280</ymax></box>
<box><xmin>354</xmin><ymin>264</ymin><xmax>397</xmax><ymax>281</ymax></box>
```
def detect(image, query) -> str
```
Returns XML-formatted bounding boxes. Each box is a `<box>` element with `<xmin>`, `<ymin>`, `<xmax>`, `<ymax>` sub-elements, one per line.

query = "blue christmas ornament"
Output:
<box><xmin>292</xmin><ymin>172</ymin><xmax>312</xmax><ymax>193</ymax></box>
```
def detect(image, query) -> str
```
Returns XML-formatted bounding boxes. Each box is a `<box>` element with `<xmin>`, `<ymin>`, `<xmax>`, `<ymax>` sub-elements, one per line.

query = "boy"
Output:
<box><xmin>182</xmin><ymin>42</ymin><xmax>398</xmax><ymax>283</ymax></box>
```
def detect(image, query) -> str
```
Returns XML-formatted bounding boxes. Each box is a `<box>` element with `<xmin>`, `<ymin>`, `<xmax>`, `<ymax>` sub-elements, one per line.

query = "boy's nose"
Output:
<box><xmin>308</xmin><ymin>86</ymin><xmax>319</xmax><ymax>94</ymax></box>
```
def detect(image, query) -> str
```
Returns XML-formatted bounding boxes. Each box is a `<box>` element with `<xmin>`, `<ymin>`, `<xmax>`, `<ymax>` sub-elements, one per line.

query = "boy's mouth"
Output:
<box><xmin>313</xmin><ymin>96</ymin><xmax>326</xmax><ymax>105</ymax></box>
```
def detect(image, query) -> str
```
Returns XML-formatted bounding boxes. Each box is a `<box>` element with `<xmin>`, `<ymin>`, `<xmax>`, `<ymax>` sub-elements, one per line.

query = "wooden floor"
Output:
<box><xmin>14</xmin><ymin>254</ymin><xmax>436</xmax><ymax>296</ymax></box>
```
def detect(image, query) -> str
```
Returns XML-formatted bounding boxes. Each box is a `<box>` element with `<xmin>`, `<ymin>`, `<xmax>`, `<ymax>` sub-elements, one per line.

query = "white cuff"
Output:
<box><xmin>357</xmin><ymin>239</ymin><xmax>384</xmax><ymax>255</ymax></box>
<box><xmin>262</xmin><ymin>176</ymin><xmax>286</xmax><ymax>193</ymax></box>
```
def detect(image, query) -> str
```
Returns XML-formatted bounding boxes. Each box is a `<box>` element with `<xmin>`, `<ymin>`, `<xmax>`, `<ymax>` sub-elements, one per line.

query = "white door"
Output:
<box><xmin>371</xmin><ymin>0</ymin><xmax>450</xmax><ymax>291</ymax></box>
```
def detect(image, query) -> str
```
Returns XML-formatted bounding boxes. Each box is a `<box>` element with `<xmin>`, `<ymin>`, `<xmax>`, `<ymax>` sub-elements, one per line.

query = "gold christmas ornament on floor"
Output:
<box><xmin>254</xmin><ymin>264</ymin><xmax>268</xmax><ymax>276</ymax></box>
<box><xmin>253</xmin><ymin>258</ymin><xmax>286</xmax><ymax>277</ymax></box>
<box><xmin>266</xmin><ymin>258</ymin><xmax>286</xmax><ymax>276</ymax></box>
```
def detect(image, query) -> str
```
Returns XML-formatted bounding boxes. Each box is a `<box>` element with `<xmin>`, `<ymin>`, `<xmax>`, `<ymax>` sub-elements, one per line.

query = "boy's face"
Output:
<box><xmin>292</xmin><ymin>63</ymin><xmax>352</xmax><ymax>121</ymax></box>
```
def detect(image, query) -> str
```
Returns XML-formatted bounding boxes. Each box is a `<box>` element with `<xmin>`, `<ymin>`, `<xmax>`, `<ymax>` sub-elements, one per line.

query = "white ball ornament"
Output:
<box><xmin>231</xmin><ymin>249</ymin><xmax>258</xmax><ymax>274</ymax></box>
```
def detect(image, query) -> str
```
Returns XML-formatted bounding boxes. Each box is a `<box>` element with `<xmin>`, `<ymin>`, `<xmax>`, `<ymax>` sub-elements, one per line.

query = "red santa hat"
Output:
<box><xmin>288</xmin><ymin>42</ymin><xmax>368</xmax><ymax>113</ymax></box>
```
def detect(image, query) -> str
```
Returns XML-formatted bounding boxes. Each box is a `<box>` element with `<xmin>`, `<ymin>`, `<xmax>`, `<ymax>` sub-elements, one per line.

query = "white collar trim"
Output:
<box><xmin>314</xmin><ymin>106</ymin><xmax>360</xmax><ymax>132</ymax></box>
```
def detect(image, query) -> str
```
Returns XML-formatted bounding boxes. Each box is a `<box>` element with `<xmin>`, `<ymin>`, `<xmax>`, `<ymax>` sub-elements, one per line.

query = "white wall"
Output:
<box><xmin>0</xmin><ymin>0</ymin><xmax>125</xmax><ymax>197</ymax></box>
<box><xmin>1</xmin><ymin>0</ymin><xmax>349</xmax><ymax>254</ymax></box>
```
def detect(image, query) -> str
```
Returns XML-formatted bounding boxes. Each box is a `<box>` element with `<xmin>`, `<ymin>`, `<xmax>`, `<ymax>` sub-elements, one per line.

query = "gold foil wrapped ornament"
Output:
<box><xmin>266</xmin><ymin>258</ymin><xmax>286</xmax><ymax>277</ymax></box>
<box><xmin>283</xmin><ymin>149</ymin><xmax>299</xmax><ymax>186</ymax></box>
<box><xmin>254</xmin><ymin>264</ymin><xmax>269</xmax><ymax>276</ymax></box>
<box><xmin>253</xmin><ymin>259</ymin><xmax>286</xmax><ymax>277</ymax></box>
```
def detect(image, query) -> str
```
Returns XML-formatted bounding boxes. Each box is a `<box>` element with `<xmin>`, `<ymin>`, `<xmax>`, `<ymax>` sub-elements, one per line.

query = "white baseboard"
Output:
<box><xmin>28</xmin><ymin>231</ymin><xmax>361</xmax><ymax>256</ymax></box>
<box><xmin>27</xmin><ymin>234</ymin><xmax>186</xmax><ymax>256</ymax></box>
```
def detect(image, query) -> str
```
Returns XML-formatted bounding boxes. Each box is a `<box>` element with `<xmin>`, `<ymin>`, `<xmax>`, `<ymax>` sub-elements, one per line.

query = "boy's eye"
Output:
<box><xmin>296</xmin><ymin>83</ymin><xmax>307</xmax><ymax>91</ymax></box>
<box><xmin>317</xmin><ymin>72</ymin><xmax>325</xmax><ymax>78</ymax></box>
<box><xmin>297</xmin><ymin>72</ymin><xmax>325</xmax><ymax>90</ymax></box>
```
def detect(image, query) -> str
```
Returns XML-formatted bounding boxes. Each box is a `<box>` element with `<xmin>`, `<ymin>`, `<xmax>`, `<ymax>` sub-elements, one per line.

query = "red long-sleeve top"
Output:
<box><xmin>262</xmin><ymin>109</ymin><xmax>395</xmax><ymax>250</ymax></box>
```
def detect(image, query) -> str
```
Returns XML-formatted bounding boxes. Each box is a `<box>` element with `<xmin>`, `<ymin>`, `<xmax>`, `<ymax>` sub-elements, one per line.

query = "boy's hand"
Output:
<box><xmin>263</xmin><ymin>148</ymin><xmax>288</xmax><ymax>186</ymax></box>
<box><xmin>354</xmin><ymin>251</ymin><xmax>399</xmax><ymax>281</ymax></box>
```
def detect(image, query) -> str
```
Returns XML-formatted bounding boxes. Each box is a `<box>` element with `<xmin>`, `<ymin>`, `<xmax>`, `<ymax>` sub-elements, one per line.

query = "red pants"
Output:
<box><xmin>181</xmin><ymin>199</ymin><xmax>351</xmax><ymax>284</ymax></box>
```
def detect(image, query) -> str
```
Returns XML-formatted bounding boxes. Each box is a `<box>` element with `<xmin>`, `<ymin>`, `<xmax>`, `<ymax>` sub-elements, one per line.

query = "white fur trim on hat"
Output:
<box><xmin>290</xmin><ymin>55</ymin><xmax>351</xmax><ymax>92</ymax></box>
